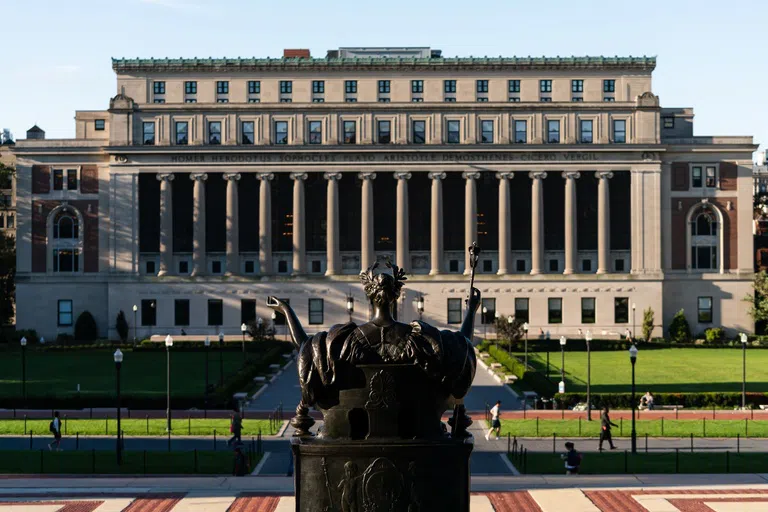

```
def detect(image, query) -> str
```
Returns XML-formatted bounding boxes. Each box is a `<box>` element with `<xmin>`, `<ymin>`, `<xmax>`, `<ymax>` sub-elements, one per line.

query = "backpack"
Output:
<box><xmin>49</xmin><ymin>420</ymin><xmax>56</xmax><ymax>433</ymax></box>
<box><xmin>566</xmin><ymin>450</ymin><xmax>581</xmax><ymax>467</ymax></box>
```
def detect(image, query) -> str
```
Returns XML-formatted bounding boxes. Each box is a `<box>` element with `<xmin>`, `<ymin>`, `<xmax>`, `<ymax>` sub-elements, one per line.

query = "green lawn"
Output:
<box><xmin>496</xmin><ymin>419</ymin><xmax>768</xmax><ymax>438</ymax></box>
<box><xmin>0</xmin><ymin>350</ymin><xmax>259</xmax><ymax>399</ymax></box>
<box><xmin>512</xmin><ymin>451</ymin><xmax>766</xmax><ymax>474</ymax></box>
<box><xmin>0</xmin><ymin>450</ymin><xmax>261</xmax><ymax>474</ymax></box>
<box><xmin>521</xmin><ymin>348</ymin><xmax>768</xmax><ymax>393</ymax></box>
<box><xmin>0</xmin><ymin>418</ymin><xmax>280</xmax><ymax>436</ymax></box>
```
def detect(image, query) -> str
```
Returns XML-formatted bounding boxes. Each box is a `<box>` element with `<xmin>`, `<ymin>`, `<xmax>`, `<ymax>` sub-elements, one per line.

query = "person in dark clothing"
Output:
<box><xmin>599</xmin><ymin>406</ymin><xmax>618</xmax><ymax>451</ymax></box>
<box><xmin>561</xmin><ymin>442</ymin><xmax>582</xmax><ymax>475</ymax></box>
<box><xmin>232</xmin><ymin>444</ymin><xmax>250</xmax><ymax>476</ymax></box>
<box><xmin>228</xmin><ymin>410</ymin><xmax>242</xmax><ymax>447</ymax></box>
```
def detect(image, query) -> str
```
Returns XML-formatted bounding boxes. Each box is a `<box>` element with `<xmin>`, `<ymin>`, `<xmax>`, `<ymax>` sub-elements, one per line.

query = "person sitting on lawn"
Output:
<box><xmin>561</xmin><ymin>441</ymin><xmax>582</xmax><ymax>475</ymax></box>
<box><xmin>646</xmin><ymin>392</ymin><xmax>655</xmax><ymax>411</ymax></box>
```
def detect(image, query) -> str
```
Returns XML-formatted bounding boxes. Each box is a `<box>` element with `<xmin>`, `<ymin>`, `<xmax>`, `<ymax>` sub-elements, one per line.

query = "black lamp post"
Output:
<box><xmin>218</xmin><ymin>331</ymin><xmax>224</xmax><ymax>387</ymax></box>
<box><xmin>740</xmin><ymin>333</ymin><xmax>748</xmax><ymax>409</ymax></box>
<box><xmin>132</xmin><ymin>304</ymin><xmax>138</xmax><ymax>344</ymax></box>
<box><xmin>629</xmin><ymin>343</ymin><xmax>638</xmax><ymax>454</ymax></box>
<box><xmin>347</xmin><ymin>296</ymin><xmax>355</xmax><ymax>323</ymax></box>
<box><xmin>585</xmin><ymin>330</ymin><xmax>592</xmax><ymax>421</ymax></box>
<box><xmin>545</xmin><ymin>331</ymin><xmax>551</xmax><ymax>380</ymax></box>
<box><xmin>559</xmin><ymin>336</ymin><xmax>566</xmax><ymax>385</ymax></box>
<box><xmin>522</xmin><ymin>322</ymin><xmax>529</xmax><ymax>368</ymax></box>
<box><xmin>631</xmin><ymin>303</ymin><xmax>637</xmax><ymax>340</ymax></box>
<box><xmin>416</xmin><ymin>296</ymin><xmax>424</xmax><ymax>322</ymax></box>
<box><xmin>240</xmin><ymin>323</ymin><xmax>247</xmax><ymax>359</ymax></box>
<box><xmin>481</xmin><ymin>307</ymin><xmax>488</xmax><ymax>341</ymax></box>
<box><xmin>20</xmin><ymin>336</ymin><xmax>27</xmax><ymax>406</ymax></box>
<box><xmin>165</xmin><ymin>334</ymin><xmax>173</xmax><ymax>432</ymax></box>
<box><xmin>114</xmin><ymin>348</ymin><xmax>123</xmax><ymax>465</ymax></box>
<box><xmin>271</xmin><ymin>311</ymin><xmax>278</xmax><ymax>340</ymax></box>
<box><xmin>204</xmin><ymin>336</ymin><xmax>210</xmax><ymax>415</ymax></box>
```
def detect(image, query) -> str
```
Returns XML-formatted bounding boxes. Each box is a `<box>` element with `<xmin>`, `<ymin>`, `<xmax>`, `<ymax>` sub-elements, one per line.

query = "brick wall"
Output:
<box><xmin>30</xmin><ymin>200</ymin><xmax>99</xmax><ymax>273</ymax></box>
<box><xmin>670</xmin><ymin>197</ymin><xmax>737</xmax><ymax>270</ymax></box>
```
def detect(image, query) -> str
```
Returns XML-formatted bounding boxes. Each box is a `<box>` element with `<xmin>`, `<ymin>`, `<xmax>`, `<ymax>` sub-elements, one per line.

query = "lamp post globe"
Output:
<box><xmin>347</xmin><ymin>296</ymin><xmax>355</xmax><ymax>323</ymax></box>
<box><xmin>740</xmin><ymin>333</ymin><xmax>749</xmax><ymax>409</ymax></box>
<box><xmin>416</xmin><ymin>296</ymin><xmax>424</xmax><ymax>322</ymax></box>
<box><xmin>629</xmin><ymin>343</ymin><xmax>638</xmax><ymax>454</ymax></box>
<box><xmin>132</xmin><ymin>304</ymin><xmax>138</xmax><ymax>344</ymax></box>
<box><xmin>113</xmin><ymin>348</ymin><xmax>123</xmax><ymax>464</ymax></box>
<box><xmin>39</xmin><ymin>337</ymin><xmax>45</xmax><ymax>345</ymax></box>
<box><xmin>585</xmin><ymin>330</ymin><xmax>592</xmax><ymax>420</ymax></box>
<box><xmin>482</xmin><ymin>306</ymin><xmax>488</xmax><ymax>341</ymax></box>
<box><xmin>559</xmin><ymin>336</ymin><xmax>566</xmax><ymax>386</ymax></box>
<box><xmin>165</xmin><ymin>335</ymin><xmax>173</xmax><ymax>432</ymax></box>
<box><xmin>240</xmin><ymin>323</ymin><xmax>247</xmax><ymax>358</ymax></box>
<box><xmin>522</xmin><ymin>321</ymin><xmax>529</xmax><ymax>369</ymax></box>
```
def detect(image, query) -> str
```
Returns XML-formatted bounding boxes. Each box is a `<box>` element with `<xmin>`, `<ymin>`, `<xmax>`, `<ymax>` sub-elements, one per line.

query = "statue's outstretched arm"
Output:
<box><xmin>460</xmin><ymin>287</ymin><xmax>481</xmax><ymax>339</ymax></box>
<box><xmin>267</xmin><ymin>296</ymin><xmax>309</xmax><ymax>350</ymax></box>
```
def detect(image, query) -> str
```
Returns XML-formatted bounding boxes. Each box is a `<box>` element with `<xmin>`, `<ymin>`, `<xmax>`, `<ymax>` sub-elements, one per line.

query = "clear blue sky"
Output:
<box><xmin>0</xmin><ymin>0</ymin><xmax>765</xmax><ymax>158</ymax></box>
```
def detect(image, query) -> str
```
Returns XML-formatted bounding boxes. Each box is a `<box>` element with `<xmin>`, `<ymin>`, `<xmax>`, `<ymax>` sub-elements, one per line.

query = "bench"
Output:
<box><xmin>253</xmin><ymin>376</ymin><xmax>267</xmax><ymax>382</ymax></box>
<box><xmin>489</xmin><ymin>362</ymin><xmax>503</xmax><ymax>369</ymax></box>
<box><xmin>504</xmin><ymin>375</ymin><xmax>518</xmax><ymax>383</ymax></box>
<box><xmin>659</xmin><ymin>405</ymin><xmax>684</xmax><ymax>410</ymax></box>
<box><xmin>269</xmin><ymin>364</ymin><xmax>281</xmax><ymax>369</ymax></box>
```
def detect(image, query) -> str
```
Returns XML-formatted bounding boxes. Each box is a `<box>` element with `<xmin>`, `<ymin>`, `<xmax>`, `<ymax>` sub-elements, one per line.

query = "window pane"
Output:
<box><xmin>208</xmin><ymin>299</ymin><xmax>223</xmax><ymax>326</ymax></box>
<box><xmin>378</xmin><ymin>120</ymin><xmax>391</xmax><ymax>144</ymax></box>
<box><xmin>175</xmin><ymin>122</ymin><xmax>188</xmax><ymax>145</ymax></box>
<box><xmin>447</xmin><ymin>298</ymin><xmax>462</xmax><ymax>324</ymax></box>
<box><xmin>581</xmin><ymin>298</ymin><xmax>596</xmax><ymax>323</ymax></box>
<box><xmin>580</xmin><ymin>120</ymin><xmax>593</xmax><ymax>143</ymax></box>
<box><xmin>447</xmin><ymin>121</ymin><xmax>460</xmax><ymax>143</ymax></box>
<box><xmin>692</xmin><ymin>167</ymin><xmax>702</xmax><ymax>188</ymax></box>
<box><xmin>412</xmin><ymin>121</ymin><xmax>425</xmax><ymax>144</ymax></box>
<box><xmin>698</xmin><ymin>297</ymin><xmax>713</xmax><ymax>323</ymax></box>
<box><xmin>614</xmin><ymin>298</ymin><xmax>629</xmax><ymax>323</ymax></box>
<box><xmin>208</xmin><ymin>121</ymin><xmax>221</xmax><ymax>145</ymax></box>
<box><xmin>705</xmin><ymin>167</ymin><xmax>716</xmax><ymax>187</ymax></box>
<box><xmin>242</xmin><ymin>122</ymin><xmax>254</xmax><ymax>144</ymax></box>
<box><xmin>514</xmin><ymin>120</ymin><xmax>527</xmax><ymax>143</ymax></box>
<box><xmin>53</xmin><ymin>169</ymin><xmax>63</xmax><ymax>190</ymax></box>
<box><xmin>309</xmin><ymin>121</ymin><xmax>322</xmax><ymax>144</ymax></box>
<box><xmin>241</xmin><ymin>299</ymin><xmax>256</xmax><ymax>325</ymax></box>
<box><xmin>343</xmin><ymin>121</ymin><xmax>356</xmax><ymax>144</ymax></box>
<box><xmin>481</xmin><ymin>120</ymin><xmax>493</xmax><ymax>143</ymax></box>
<box><xmin>613</xmin><ymin>120</ymin><xmax>626</xmax><ymax>143</ymax></box>
<box><xmin>141</xmin><ymin>299</ymin><xmax>157</xmax><ymax>326</ymax></box>
<box><xmin>548</xmin><ymin>298</ymin><xmax>562</xmax><ymax>324</ymax></box>
<box><xmin>547</xmin><ymin>120</ymin><xmax>560</xmax><ymax>143</ymax></box>
<box><xmin>514</xmin><ymin>298</ymin><xmax>529</xmax><ymax>322</ymax></box>
<box><xmin>275</xmin><ymin>121</ymin><xmax>288</xmax><ymax>144</ymax></box>
<box><xmin>66</xmin><ymin>170</ymin><xmax>78</xmax><ymax>191</ymax></box>
<box><xmin>174</xmin><ymin>299</ymin><xmax>190</xmax><ymax>326</ymax></box>
<box><xmin>143</xmin><ymin>122</ymin><xmax>155</xmax><ymax>145</ymax></box>
<box><xmin>480</xmin><ymin>298</ymin><xmax>496</xmax><ymax>324</ymax></box>
<box><xmin>309</xmin><ymin>298</ymin><xmax>324</xmax><ymax>325</ymax></box>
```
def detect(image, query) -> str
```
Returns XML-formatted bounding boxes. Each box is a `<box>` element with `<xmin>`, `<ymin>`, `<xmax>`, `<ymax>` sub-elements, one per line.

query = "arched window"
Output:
<box><xmin>689</xmin><ymin>207</ymin><xmax>719</xmax><ymax>271</ymax></box>
<box><xmin>48</xmin><ymin>206</ymin><xmax>82</xmax><ymax>273</ymax></box>
<box><xmin>53</xmin><ymin>210</ymin><xmax>79</xmax><ymax>239</ymax></box>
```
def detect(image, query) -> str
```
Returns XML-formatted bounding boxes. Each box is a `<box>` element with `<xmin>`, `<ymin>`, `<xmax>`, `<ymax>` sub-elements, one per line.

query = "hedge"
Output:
<box><xmin>484</xmin><ymin>344</ymin><xmax>556</xmax><ymax>395</ymax></box>
<box><xmin>553</xmin><ymin>392</ymin><xmax>768</xmax><ymax>409</ymax></box>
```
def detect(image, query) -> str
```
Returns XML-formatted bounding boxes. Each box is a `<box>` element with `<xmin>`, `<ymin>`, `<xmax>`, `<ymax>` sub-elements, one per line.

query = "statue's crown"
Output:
<box><xmin>359</xmin><ymin>260</ymin><xmax>407</xmax><ymax>299</ymax></box>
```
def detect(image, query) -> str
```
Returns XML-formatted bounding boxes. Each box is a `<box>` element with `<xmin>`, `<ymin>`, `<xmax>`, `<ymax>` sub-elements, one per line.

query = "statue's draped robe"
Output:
<box><xmin>297</xmin><ymin>321</ymin><xmax>476</xmax><ymax>407</ymax></box>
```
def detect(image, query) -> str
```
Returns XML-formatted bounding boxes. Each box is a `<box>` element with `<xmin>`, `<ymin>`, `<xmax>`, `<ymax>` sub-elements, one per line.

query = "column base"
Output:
<box><xmin>497</xmin><ymin>269</ymin><xmax>508</xmax><ymax>276</ymax></box>
<box><xmin>596</xmin><ymin>269</ymin><xmax>609</xmax><ymax>275</ymax></box>
<box><xmin>529</xmin><ymin>269</ymin><xmax>542</xmax><ymax>276</ymax></box>
<box><xmin>428</xmin><ymin>269</ymin><xmax>442</xmax><ymax>276</ymax></box>
<box><xmin>157</xmin><ymin>270</ymin><xmax>168</xmax><ymax>277</ymax></box>
<box><xmin>563</xmin><ymin>268</ymin><xmax>575</xmax><ymax>275</ymax></box>
<box><xmin>190</xmin><ymin>269</ymin><xmax>205</xmax><ymax>277</ymax></box>
<box><xmin>324</xmin><ymin>270</ymin><xmax>337</xmax><ymax>276</ymax></box>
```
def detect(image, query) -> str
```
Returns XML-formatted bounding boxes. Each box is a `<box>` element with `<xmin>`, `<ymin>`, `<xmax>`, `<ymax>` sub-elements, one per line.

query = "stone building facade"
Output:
<box><xmin>11</xmin><ymin>47</ymin><xmax>757</xmax><ymax>341</ymax></box>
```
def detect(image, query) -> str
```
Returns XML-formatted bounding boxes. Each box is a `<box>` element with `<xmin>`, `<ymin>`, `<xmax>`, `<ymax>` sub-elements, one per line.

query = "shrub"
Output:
<box><xmin>74</xmin><ymin>311</ymin><xmax>98</xmax><ymax>342</ymax></box>
<box><xmin>0</xmin><ymin>329</ymin><xmax>38</xmax><ymax>345</ymax></box>
<box><xmin>116</xmin><ymin>310</ymin><xmax>129</xmax><ymax>343</ymax></box>
<box><xmin>642</xmin><ymin>307</ymin><xmax>655</xmax><ymax>343</ymax></box>
<box><xmin>494</xmin><ymin>315</ymin><xmax>525</xmax><ymax>347</ymax></box>
<box><xmin>668</xmin><ymin>309</ymin><xmax>691</xmax><ymax>344</ymax></box>
<box><xmin>55</xmin><ymin>333</ymin><xmax>74</xmax><ymax>345</ymax></box>
<box><xmin>705</xmin><ymin>327</ymin><xmax>725</xmax><ymax>345</ymax></box>
<box><xmin>246</xmin><ymin>317</ymin><xmax>275</xmax><ymax>341</ymax></box>
<box><xmin>554</xmin><ymin>392</ymin><xmax>768</xmax><ymax>410</ymax></box>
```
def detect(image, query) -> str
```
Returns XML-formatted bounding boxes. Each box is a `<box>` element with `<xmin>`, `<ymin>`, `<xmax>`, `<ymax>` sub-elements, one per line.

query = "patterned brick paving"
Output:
<box><xmin>586</xmin><ymin>489</ymin><xmax>768</xmax><ymax>512</ymax></box>
<box><xmin>121</xmin><ymin>495</ymin><xmax>183</xmax><ymax>512</ymax></box>
<box><xmin>0</xmin><ymin>501</ymin><xmax>103</xmax><ymax>512</ymax></box>
<box><xmin>227</xmin><ymin>496</ymin><xmax>280</xmax><ymax>512</ymax></box>
<box><xmin>669</xmin><ymin>498</ymin><xmax>768</xmax><ymax>512</ymax></box>
<box><xmin>483</xmin><ymin>491</ymin><xmax>542</xmax><ymax>511</ymax></box>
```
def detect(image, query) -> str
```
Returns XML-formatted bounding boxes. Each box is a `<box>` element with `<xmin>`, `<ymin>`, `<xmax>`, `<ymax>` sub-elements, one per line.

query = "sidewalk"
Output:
<box><xmin>496</xmin><ymin>409</ymin><xmax>768</xmax><ymax>420</ymax></box>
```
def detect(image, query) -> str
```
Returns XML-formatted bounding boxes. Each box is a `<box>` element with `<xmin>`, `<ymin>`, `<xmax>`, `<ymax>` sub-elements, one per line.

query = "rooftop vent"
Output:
<box><xmin>26</xmin><ymin>125</ymin><xmax>45</xmax><ymax>140</ymax></box>
<box><xmin>284</xmin><ymin>49</ymin><xmax>311</xmax><ymax>59</ymax></box>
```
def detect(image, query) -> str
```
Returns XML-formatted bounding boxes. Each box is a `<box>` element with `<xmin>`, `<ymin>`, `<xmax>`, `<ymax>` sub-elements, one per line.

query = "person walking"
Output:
<box><xmin>486</xmin><ymin>400</ymin><xmax>501</xmax><ymax>440</ymax></box>
<box><xmin>47</xmin><ymin>411</ymin><xmax>62</xmax><ymax>451</ymax></box>
<box><xmin>561</xmin><ymin>441</ymin><xmax>582</xmax><ymax>475</ymax></box>
<box><xmin>227</xmin><ymin>410</ymin><xmax>242</xmax><ymax>447</ymax></box>
<box><xmin>598</xmin><ymin>406</ymin><xmax>618</xmax><ymax>451</ymax></box>
<box><xmin>232</xmin><ymin>443</ymin><xmax>250</xmax><ymax>476</ymax></box>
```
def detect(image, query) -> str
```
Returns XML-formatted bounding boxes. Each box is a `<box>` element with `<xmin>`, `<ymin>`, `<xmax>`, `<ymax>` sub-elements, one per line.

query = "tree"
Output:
<box><xmin>74</xmin><ymin>311</ymin><xmax>98</xmax><ymax>342</ymax></box>
<box><xmin>115</xmin><ymin>310</ymin><xmax>129</xmax><ymax>342</ymax></box>
<box><xmin>668</xmin><ymin>309</ymin><xmax>691</xmax><ymax>344</ymax></box>
<box><xmin>642</xmin><ymin>307</ymin><xmax>655</xmax><ymax>343</ymax></box>
<box><xmin>745</xmin><ymin>271</ymin><xmax>768</xmax><ymax>324</ymax></box>
<box><xmin>0</xmin><ymin>231</ymin><xmax>14</xmax><ymax>326</ymax></box>
<box><xmin>494</xmin><ymin>315</ymin><xmax>525</xmax><ymax>351</ymax></box>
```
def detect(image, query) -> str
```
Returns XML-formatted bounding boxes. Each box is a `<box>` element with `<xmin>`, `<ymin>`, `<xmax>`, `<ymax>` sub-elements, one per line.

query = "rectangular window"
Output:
<box><xmin>345</xmin><ymin>80</ymin><xmax>357</xmax><ymax>94</ymax></box>
<box><xmin>216</xmin><ymin>99</ymin><xmax>229</xmax><ymax>104</ymax></box>
<box><xmin>508</xmin><ymin>80</ymin><xmax>521</xmax><ymax>93</ymax></box>
<box><xmin>547</xmin><ymin>120</ymin><xmax>560</xmax><ymax>143</ymax></box>
<box><xmin>312</xmin><ymin>80</ymin><xmax>324</xmax><ymax>94</ymax></box>
<box><xmin>614</xmin><ymin>297</ymin><xmax>629</xmax><ymax>324</ymax></box>
<box><xmin>153</xmin><ymin>99</ymin><xmax>165</xmax><ymax>104</ymax></box>
<box><xmin>378</xmin><ymin>80</ymin><xmax>390</xmax><ymax>93</ymax></box>
<box><xmin>481</xmin><ymin>298</ymin><xmax>496</xmax><ymax>325</ymax></box>
<box><xmin>476</xmin><ymin>97</ymin><xmax>489</xmax><ymax>102</ymax></box>
<box><xmin>280</xmin><ymin>80</ymin><xmax>292</xmax><ymax>94</ymax></box>
<box><xmin>153</xmin><ymin>82</ymin><xmax>165</xmax><ymax>95</ymax></box>
<box><xmin>174</xmin><ymin>299</ymin><xmax>190</xmax><ymax>326</ymax></box>
<box><xmin>582</xmin><ymin>259</ymin><xmax>592</xmax><ymax>272</ymax></box>
<box><xmin>411</xmin><ymin>80</ymin><xmax>424</xmax><ymax>93</ymax></box>
<box><xmin>447</xmin><ymin>298</ymin><xmax>462</xmax><ymax>324</ymax></box>
<box><xmin>248</xmin><ymin>80</ymin><xmax>261</xmax><ymax>94</ymax></box>
<box><xmin>346</xmin><ymin>98</ymin><xmax>358</xmax><ymax>103</ymax></box>
<box><xmin>241</xmin><ymin>299</ymin><xmax>256</xmax><ymax>326</ymax></box>
<box><xmin>53</xmin><ymin>169</ymin><xmax>63</xmax><ymax>191</ymax></box>
<box><xmin>53</xmin><ymin>249</ymin><xmax>79</xmax><ymax>272</ymax></box>
<box><xmin>572</xmin><ymin>97</ymin><xmax>584</xmax><ymax>102</ymax></box>
<box><xmin>280</xmin><ymin>98</ymin><xmax>292</xmax><ymax>103</ymax></box>
<box><xmin>208</xmin><ymin>121</ymin><xmax>221</xmax><ymax>145</ymax></box>
<box><xmin>581</xmin><ymin>298</ymin><xmax>596</xmax><ymax>324</ymax></box>
<box><xmin>309</xmin><ymin>298</ymin><xmax>324</xmax><ymax>325</ymax></box>
<box><xmin>7</xmin><ymin>214</ymin><xmax>13</xmax><ymax>228</ymax></box>
<box><xmin>603</xmin><ymin>79</ymin><xmax>616</xmax><ymax>92</ymax></box>
<box><xmin>548</xmin><ymin>298</ymin><xmax>563</xmax><ymax>324</ymax></box>
<box><xmin>705</xmin><ymin>166</ymin><xmax>717</xmax><ymax>187</ymax></box>
<box><xmin>615</xmin><ymin>258</ymin><xmax>625</xmax><ymax>272</ymax></box>
<box><xmin>175</xmin><ymin>121</ymin><xmax>189</xmax><ymax>145</ymax></box>
<box><xmin>540</xmin><ymin>79</ymin><xmax>552</xmax><ymax>93</ymax></box>
<box><xmin>377</xmin><ymin>120</ymin><xmax>391</xmax><ymax>144</ymax></box>
<box><xmin>613</xmin><ymin>120</ymin><xmax>626</xmax><ymax>143</ymax></box>
<box><xmin>94</xmin><ymin>119</ymin><xmax>105</xmax><ymax>131</ymax></box>
<box><xmin>66</xmin><ymin>169</ymin><xmax>77</xmax><ymax>191</ymax></box>
<box><xmin>308</xmin><ymin>120</ymin><xmax>322</xmax><ymax>144</ymax></box>
<box><xmin>449</xmin><ymin>260</ymin><xmax>459</xmax><ymax>273</ymax></box>
<box><xmin>480</xmin><ymin>120</ymin><xmax>493</xmax><ymax>144</ymax></box>
<box><xmin>185</xmin><ymin>99</ymin><xmax>197</xmax><ymax>103</ymax></box>
<box><xmin>141</xmin><ymin>299</ymin><xmax>156</xmax><ymax>327</ymax></box>
<box><xmin>692</xmin><ymin>166</ymin><xmax>702</xmax><ymax>188</ymax></box>
<box><xmin>476</xmin><ymin>79</ymin><xmax>489</xmax><ymax>93</ymax></box>
<box><xmin>185</xmin><ymin>81</ymin><xmax>197</xmax><ymax>94</ymax></box>
<box><xmin>208</xmin><ymin>299</ymin><xmax>223</xmax><ymax>326</ymax></box>
<box><xmin>549</xmin><ymin>259</ymin><xmax>559</xmax><ymax>272</ymax></box>
<box><xmin>446</xmin><ymin>120</ymin><xmax>460</xmax><ymax>144</ymax></box>
<box><xmin>58</xmin><ymin>299</ymin><xmax>73</xmax><ymax>327</ymax></box>
<box><xmin>580</xmin><ymin>120</ymin><xmax>593</xmax><ymax>143</ymax></box>
<box><xmin>142</xmin><ymin>122</ymin><xmax>155</xmax><ymax>145</ymax></box>
<box><xmin>444</xmin><ymin>80</ymin><xmax>457</xmax><ymax>93</ymax></box>
<box><xmin>278</xmin><ymin>260</ymin><xmax>288</xmax><ymax>273</ymax></box>
<box><xmin>216</xmin><ymin>81</ymin><xmax>229</xmax><ymax>94</ymax></box>
<box><xmin>343</xmin><ymin>121</ymin><xmax>356</xmax><ymax>144</ymax></box>
<box><xmin>698</xmin><ymin>296</ymin><xmax>713</xmax><ymax>323</ymax></box>
<box><xmin>244</xmin><ymin>260</ymin><xmax>255</xmax><ymax>274</ymax></box>
<box><xmin>444</xmin><ymin>97</ymin><xmax>456</xmax><ymax>102</ymax></box>
<box><xmin>412</xmin><ymin>120</ymin><xmax>425</xmax><ymax>144</ymax></box>
<box><xmin>663</xmin><ymin>116</ymin><xmax>675</xmax><ymax>129</ymax></box>
<box><xmin>514</xmin><ymin>120</ymin><xmax>527</xmax><ymax>144</ymax></box>
<box><xmin>540</xmin><ymin>97</ymin><xmax>552</xmax><ymax>102</ymax></box>
<box><xmin>603</xmin><ymin>97</ymin><xmax>615</xmax><ymax>102</ymax></box>
<box><xmin>274</xmin><ymin>121</ymin><xmax>288</xmax><ymax>144</ymax></box>
<box><xmin>312</xmin><ymin>98</ymin><xmax>324</xmax><ymax>103</ymax></box>
<box><xmin>516</xmin><ymin>259</ymin><xmax>526</xmax><ymax>272</ymax></box>
<box><xmin>242</xmin><ymin>121</ymin><xmax>254</xmax><ymax>145</ymax></box>
<box><xmin>411</xmin><ymin>98</ymin><xmax>423</xmax><ymax>103</ymax></box>
<box><xmin>571</xmin><ymin>79</ymin><xmax>584</xmax><ymax>93</ymax></box>
<box><xmin>514</xmin><ymin>298</ymin><xmax>529</xmax><ymax>323</ymax></box>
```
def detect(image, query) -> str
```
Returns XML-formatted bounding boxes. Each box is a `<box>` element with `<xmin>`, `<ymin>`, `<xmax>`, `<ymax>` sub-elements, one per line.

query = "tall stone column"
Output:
<box><xmin>563</xmin><ymin>171</ymin><xmax>580</xmax><ymax>275</ymax></box>
<box><xmin>596</xmin><ymin>171</ymin><xmax>614</xmax><ymax>274</ymax></box>
<box><xmin>324</xmin><ymin>172</ymin><xmax>342</xmax><ymax>276</ymax></box>
<box><xmin>291</xmin><ymin>172</ymin><xmax>308</xmax><ymax>275</ymax></box>
<box><xmin>529</xmin><ymin>171</ymin><xmax>547</xmax><ymax>275</ymax></box>
<box><xmin>258</xmin><ymin>173</ymin><xmax>274</xmax><ymax>275</ymax></box>
<box><xmin>428</xmin><ymin>172</ymin><xmax>446</xmax><ymax>275</ymax></box>
<box><xmin>190</xmin><ymin>173</ymin><xmax>208</xmax><ymax>276</ymax></box>
<box><xmin>462</xmin><ymin>171</ymin><xmax>481</xmax><ymax>274</ymax></box>
<box><xmin>394</xmin><ymin>172</ymin><xmax>412</xmax><ymax>271</ymax></box>
<box><xmin>156</xmin><ymin>173</ymin><xmax>174</xmax><ymax>276</ymax></box>
<box><xmin>359</xmin><ymin>172</ymin><xmax>376</xmax><ymax>271</ymax></box>
<box><xmin>223</xmin><ymin>173</ymin><xmax>241</xmax><ymax>275</ymax></box>
<box><xmin>496</xmin><ymin>172</ymin><xmax>514</xmax><ymax>275</ymax></box>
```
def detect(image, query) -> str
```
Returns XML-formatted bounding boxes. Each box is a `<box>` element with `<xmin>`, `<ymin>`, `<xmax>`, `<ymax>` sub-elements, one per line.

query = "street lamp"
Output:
<box><xmin>559</xmin><ymin>336</ymin><xmax>567</xmax><ymax>393</ymax></box>
<box><xmin>346</xmin><ymin>296</ymin><xmax>355</xmax><ymax>323</ymax></box>
<box><xmin>20</xmin><ymin>337</ymin><xmax>27</xmax><ymax>406</ymax></box>
<box><xmin>416</xmin><ymin>296</ymin><xmax>424</xmax><ymax>322</ymax></box>
<box><xmin>545</xmin><ymin>331</ymin><xmax>551</xmax><ymax>380</ymax></box>
<box><xmin>240</xmin><ymin>323</ymin><xmax>247</xmax><ymax>358</ymax></box>
<box><xmin>114</xmin><ymin>349</ymin><xmax>123</xmax><ymax>465</ymax></box>
<box><xmin>271</xmin><ymin>311</ymin><xmax>278</xmax><ymax>340</ymax></box>
<box><xmin>631</xmin><ymin>303</ymin><xmax>637</xmax><ymax>340</ymax></box>
<box><xmin>132</xmin><ymin>304</ymin><xmax>138</xmax><ymax>344</ymax></box>
<box><xmin>218</xmin><ymin>331</ymin><xmax>224</xmax><ymax>387</ymax></box>
<box><xmin>165</xmin><ymin>334</ymin><xmax>173</xmax><ymax>432</ymax></box>
<box><xmin>741</xmin><ymin>333</ymin><xmax>748</xmax><ymax>409</ymax></box>
<box><xmin>482</xmin><ymin>307</ymin><xmax>488</xmax><ymax>341</ymax></box>
<box><xmin>629</xmin><ymin>343</ymin><xmax>638</xmax><ymax>454</ymax></box>
<box><xmin>585</xmin><ymin>330</ymin><xmax>592</xmax><ymax>421</ymax></box>
<box><xmin>522</xmin><ymin>322</ymin><xmax>529</xmax><ymax>369</ymax></box>
<box><xmin>204</xmin><ymin>336</ymin><xmax>210</xmax><ymax>416</ymax></box>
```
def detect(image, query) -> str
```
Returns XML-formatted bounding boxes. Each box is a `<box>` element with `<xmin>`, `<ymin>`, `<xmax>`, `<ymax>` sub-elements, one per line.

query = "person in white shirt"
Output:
<box><xmin>48</xmin><ymin>411</ymin><xmax>62</xmax><ymax>451</ymax></box>
<box><xmin>486</xmin><ymin>400</ymin><xmax>501</xmax><ymax>440</ymax></box>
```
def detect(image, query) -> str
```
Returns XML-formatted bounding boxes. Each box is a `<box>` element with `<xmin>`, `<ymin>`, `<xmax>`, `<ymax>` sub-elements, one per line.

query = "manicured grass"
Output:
<box><xmin>521</xmin><ymin>348</ymin><xmax>768</xmax><ymax>393</ymax></box>
<box><xmin>511</xmin><ymin>451</ymin><xmax>766</xmax><ymax>474</ymax></box>
<box><xmin>0</xmin><ymin>418</ymin><xmax>280</xmax><ymax>436</ymax></box>
<box><xmin>495</xmin><ymin>419</ymin><xmax>768</xmax><ymax>438</ymax></box>
<box><xmin>0</xmin><ymin>350</ymin><xmax>256</xmax><ymax>399</ymax></box>
<box><xmin>0</xmin><ymin>449</ymin><xmax>260</xmax><ymax>474</ymax></box>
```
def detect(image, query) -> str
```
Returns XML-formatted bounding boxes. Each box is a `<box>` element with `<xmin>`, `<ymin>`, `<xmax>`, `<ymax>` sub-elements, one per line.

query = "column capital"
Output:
<box><xmin>324</xmin><ymin>172</ymin><xmax>343</xmax><ymax>181</ymax></box>
<box><xmin>528</xmin><ymin>171</ymin><xmax>547</xmax><ymax>180</ymax></box>
<box><xmin>290</xmin><ymin>172</ymin><xmax>308</xmax><ymax>181</ymax></box>
<box><xmin>597</xmin><ymin>171</ymin><xmax>615</xmax><ymax>180</ymax></box>
<box><xmin>562</xmin><ymin>171</ymin><xmax>581</xmax><ymax>180</ymax></box>
<box><xmin>257</xmin><ymin>172</ymin><xmax>274</xmax><ymax>181</ymax></box>
<box><xmin>462</xmin><ymin>171</ymin><xmax>481</xmax><ymax>180</ymax></box>
<box><xmin>189</xmin><ymin>173</ymin><xmax>208</xmax><ymax>182</ymax></box>
<box><xmin>496</xmin><ymin>172</ymin><xmax>515</xmax><ymax>180</ymax></box>
<box><xmin>358</xmin><ymin>172</ymin><xmax>377</xmax><ymax>181</ymax></box>
<box><xmin>428</xmin><ymin>171</ymin><xmax>446</xmax><ymax>180</ymax></box>
<box><xmin>223</xmin><ymin>173</ymin><xmax>241</xmax><ymax>181</ymax></box>
<box><xmin>394</xmin><ymin>172</ymin><xmax>412</xmax><ymax>180</ymax></box>
<box><xmin>156</xmin><ymin>173</ymin><xmax>175</xmax><ymax>182</ymax></box>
